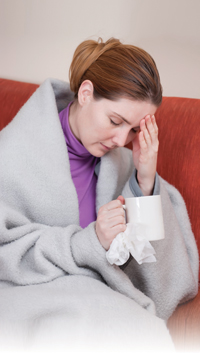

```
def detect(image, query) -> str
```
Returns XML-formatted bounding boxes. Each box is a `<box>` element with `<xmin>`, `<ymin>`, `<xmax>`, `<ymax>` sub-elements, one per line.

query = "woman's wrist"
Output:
<box><xmin>139</xmin><ymin>184</ymin><xmax>153</xmax><ymax>196</ymax></box>
<box><xmin>137</xmin><ymin>174</ymin><xmax>155</xmax><ymax>196</ymax></box>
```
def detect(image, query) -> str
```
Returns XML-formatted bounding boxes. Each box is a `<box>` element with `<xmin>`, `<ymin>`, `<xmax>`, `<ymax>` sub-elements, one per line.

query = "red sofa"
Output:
<box><xmin>0</xmin><ymin>78</ymin><xmax>199</xmax><ymax>351</ymax></box>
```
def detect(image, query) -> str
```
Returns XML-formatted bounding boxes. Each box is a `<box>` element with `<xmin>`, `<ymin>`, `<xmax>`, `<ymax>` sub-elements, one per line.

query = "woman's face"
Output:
<box><xmin>69</xmin><ymin>81</ymin><xmax>157</xmax><ymax>157</ymax></box>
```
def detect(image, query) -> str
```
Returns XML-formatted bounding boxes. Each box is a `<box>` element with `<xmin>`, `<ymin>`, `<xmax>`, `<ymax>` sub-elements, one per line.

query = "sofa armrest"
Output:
<box><xmin>156</xmin><ymin>97</ymin><xmax>200</xmax><ymax>281</ymax></box>
<box><xmin>0</xmin><ymin>78</ymin><xmax>39</xmax><ymax>131</ymax></box>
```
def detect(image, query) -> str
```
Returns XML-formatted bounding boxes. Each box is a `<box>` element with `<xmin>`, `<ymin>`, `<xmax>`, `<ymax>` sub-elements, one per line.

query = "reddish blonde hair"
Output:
<box><xmin>69</xmin><ymin>38</ymin><xmax>162</xmax><ymax>106</ymax></box>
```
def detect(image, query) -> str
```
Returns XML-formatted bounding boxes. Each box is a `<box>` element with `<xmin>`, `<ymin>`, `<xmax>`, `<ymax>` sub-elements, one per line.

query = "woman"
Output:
<box><xmin>0</xmin><ymin>38</ymin><xmax>198</xmax><ymax>351</ymax></box>
<box><xmin>64</xmin><ymin>37</ymin><xmax>161</xmax><ymax>248</ymax></box>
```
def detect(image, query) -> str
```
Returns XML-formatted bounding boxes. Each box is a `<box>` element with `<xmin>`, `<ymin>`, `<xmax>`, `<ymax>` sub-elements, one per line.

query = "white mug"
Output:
<box><xmin>123</xmin><ymin>195</ymin><xmax>165</xmax><ymax>241</ymax></box>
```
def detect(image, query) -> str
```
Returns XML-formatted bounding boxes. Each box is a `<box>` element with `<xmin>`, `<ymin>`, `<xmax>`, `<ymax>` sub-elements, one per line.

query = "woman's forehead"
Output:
<box><xmin>101</xmin><ymin>97</ymin><xmax>157</xmax><ymax>118</ymax></box>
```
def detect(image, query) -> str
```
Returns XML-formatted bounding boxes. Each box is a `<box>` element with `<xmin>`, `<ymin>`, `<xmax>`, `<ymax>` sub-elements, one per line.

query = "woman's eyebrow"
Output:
<box><xmin>112</xmin><ymin>112</ymin><xmax>140</xmax><ymax>129</ymax></box>
<box><xmin>112</xmin><ymin>111</ymin><xmax>130</xmax><ymax>124</ymax></box>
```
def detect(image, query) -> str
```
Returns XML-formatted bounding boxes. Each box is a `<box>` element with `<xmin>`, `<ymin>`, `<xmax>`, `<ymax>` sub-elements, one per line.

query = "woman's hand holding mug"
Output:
<box><xmin>95</xmin><ymin>196</ymin><xmax>125</xmax><ymax>250</ymax></box>
<box><xmin>132</xmin><ymin>114</ymin><xmax>159</xmax><ymax>196</ymax></box>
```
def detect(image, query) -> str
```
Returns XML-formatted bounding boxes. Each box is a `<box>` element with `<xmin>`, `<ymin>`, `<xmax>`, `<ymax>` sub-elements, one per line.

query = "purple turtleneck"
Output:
<box><xmin>59</xmin><ymin>103</ymin><xmax>100</xmax><ymax>228</ymax></box>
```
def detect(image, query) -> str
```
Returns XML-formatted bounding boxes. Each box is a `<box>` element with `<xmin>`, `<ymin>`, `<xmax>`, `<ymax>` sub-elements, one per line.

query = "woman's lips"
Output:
<box><xmin>100</xmin><ymin>143</ymin><xmax>112</xmax><ymax>151</ymax></box>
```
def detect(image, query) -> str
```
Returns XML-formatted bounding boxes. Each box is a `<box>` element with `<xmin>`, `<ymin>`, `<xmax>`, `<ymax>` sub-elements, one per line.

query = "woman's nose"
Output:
<box><xmin>112</xmin><ymin>131</ymin><xmax>129</xmax><ymax>147</ymax></box>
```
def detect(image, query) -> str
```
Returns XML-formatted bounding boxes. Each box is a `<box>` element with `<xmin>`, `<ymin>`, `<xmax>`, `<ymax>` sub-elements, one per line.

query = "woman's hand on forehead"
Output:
<box><xmin>132</xmin><ymin>114</ymin><xmax>159</xmax><ymax>196</ymax></box>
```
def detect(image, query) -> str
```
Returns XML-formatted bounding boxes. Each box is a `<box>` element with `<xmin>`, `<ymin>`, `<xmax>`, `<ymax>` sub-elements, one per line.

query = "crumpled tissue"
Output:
<box><xmin>106</xmin><ymin>223</ymin><xmax>156</xmax><ymax>266</ymax></box>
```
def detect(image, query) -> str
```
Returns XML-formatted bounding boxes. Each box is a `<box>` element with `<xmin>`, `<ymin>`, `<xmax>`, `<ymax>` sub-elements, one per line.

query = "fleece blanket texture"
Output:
<box><xmin>0</xmin><ymin>78</ymin><xmax>198</xmax><ymax>352</ymax></box>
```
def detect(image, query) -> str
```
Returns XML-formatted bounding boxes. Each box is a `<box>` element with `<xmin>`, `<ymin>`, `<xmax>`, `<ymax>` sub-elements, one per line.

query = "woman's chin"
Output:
<box><xmin>88</xmin><ymin>143</ymin><xmax>112</xmax><ymax>157</ymax></box>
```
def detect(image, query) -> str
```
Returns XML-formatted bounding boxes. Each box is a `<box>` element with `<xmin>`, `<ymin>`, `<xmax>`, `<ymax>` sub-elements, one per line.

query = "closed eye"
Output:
<box><xmin>110</xmin><ymin>119</ymin><xmax>138</xmax><ymax>134</ymax></box>
<box><xmin>110</xmin><ymin>119</ymin><xmax>120</xmax><ymax>126</ymax></box>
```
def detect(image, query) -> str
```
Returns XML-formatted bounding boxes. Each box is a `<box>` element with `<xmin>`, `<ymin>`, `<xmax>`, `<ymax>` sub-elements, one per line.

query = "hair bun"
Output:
<box><xmin>69</xmin><ymin>38</ymin><xmax>120</xmax><ymax>94</ymax></box>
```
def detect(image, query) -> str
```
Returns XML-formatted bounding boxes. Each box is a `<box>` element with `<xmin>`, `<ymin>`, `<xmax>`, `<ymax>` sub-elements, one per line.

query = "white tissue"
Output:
<box><xmin>106</xmin><ymin>223</ymin><xmax>156</xmax><ymax>266</ymax></box>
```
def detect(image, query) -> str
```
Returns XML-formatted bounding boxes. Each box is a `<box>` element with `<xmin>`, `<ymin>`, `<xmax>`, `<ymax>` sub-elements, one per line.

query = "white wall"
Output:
<box><xmin>0</xmin><ymin>0</ymin><xmax>200</xmax><ymax>98</ymax></box>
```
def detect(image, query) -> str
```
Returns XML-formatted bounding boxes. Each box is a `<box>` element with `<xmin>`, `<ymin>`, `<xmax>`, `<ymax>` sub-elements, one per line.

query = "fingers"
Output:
<box><xmin>140</xmin><ymin>115</ymin><xmax>158</xmax><ymax>141</ymax></box>
<box><xmin>152</xmin><ymin>115</ymin><xmax>158</xmax><ymax>135</ymax></box>
<box><xmin>117</xmin><ymin>195</ymin><xmax>125</xmax><ymax>205</ymax></box>
<box><xmin>96</xmin><ymin>198</ymin><xmax>126</xmax><ymax>250</ymax></box>
<box><xmin>109</xmin><ymin>223</ymin><xmax>126</xmax><ymax>237</ymax></box>
<box><xmin>98</xmin><ymin>200</ymin><xmax>125</xmax><ymax>222</ymax></box>
<box><xmin>109</xmin><ymin>215</ymin><xmax>126</xmax><ymax>229</ymax></box>
<box><xmin>139</xmin><ymin>115</ymin><xmax>159</xmax><ymax>152</ymax></box>
<box><xmin>98</xmin><ymin>208</ymin><xmax>125</xmax><ymax>225</ymax></box>
<box><xmin>100</xmin><ymin>198</ymin><xmax>123</xmax><ymax>212</ymax></box>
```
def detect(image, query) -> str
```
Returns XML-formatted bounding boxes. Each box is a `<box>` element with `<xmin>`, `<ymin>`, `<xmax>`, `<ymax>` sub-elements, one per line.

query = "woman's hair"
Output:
<box><xmin>69</xmin><ymin>38</ymin><xmax>162</xmax><ymax>106</ymax></box>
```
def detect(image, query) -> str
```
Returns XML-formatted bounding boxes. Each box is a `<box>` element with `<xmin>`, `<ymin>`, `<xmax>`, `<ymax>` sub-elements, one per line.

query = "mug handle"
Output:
<box><xmin>122</xmin><ymin>204</ymin><xmax>127</xmax><ymax>223</ymax></box>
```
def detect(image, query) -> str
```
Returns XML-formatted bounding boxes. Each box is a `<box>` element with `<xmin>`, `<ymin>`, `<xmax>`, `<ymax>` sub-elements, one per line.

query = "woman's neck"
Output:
<box><xmin>68</xmin><ymin>100</ymin><xmax>82</xmax><ymax>143</ymax></box>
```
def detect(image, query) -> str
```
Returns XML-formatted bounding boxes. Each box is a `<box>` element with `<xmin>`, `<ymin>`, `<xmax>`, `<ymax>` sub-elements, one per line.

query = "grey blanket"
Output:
<box><xmin>0</xmin><ymin>79</ymin><xmax>198</xmax><ymax>353</ymax></box>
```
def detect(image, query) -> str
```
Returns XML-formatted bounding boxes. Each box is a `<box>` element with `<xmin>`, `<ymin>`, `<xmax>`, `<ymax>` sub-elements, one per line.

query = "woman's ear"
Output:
<box><xmin>78</xmin><ymin>80</ymin><xmax>94</xmax><ymax>106</ymax></box>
